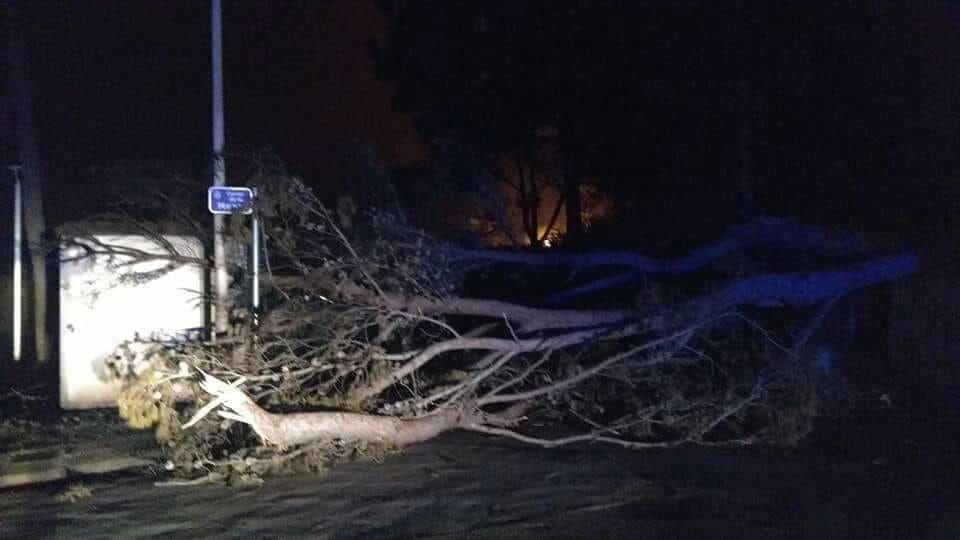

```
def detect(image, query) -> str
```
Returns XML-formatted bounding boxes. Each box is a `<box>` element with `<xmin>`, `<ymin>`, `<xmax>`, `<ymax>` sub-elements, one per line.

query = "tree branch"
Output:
<box><xmin>353</xmin><ymin>326</ymin><xmax>631</xmax><ymax>403</ymax></box>
<box><xmin>453</xmin><ymin>216</ymin><xmax>865</xmax><ymax>272</ymax></box>
<box><xmin>335</xmin><ymin>280</ymin><xmax>636</xmax><ymax>333</ymax></box>
<box><xmin>679</xmin><ymin>253</ymin><xmax>917</xmax><ymax>321</ymax></box>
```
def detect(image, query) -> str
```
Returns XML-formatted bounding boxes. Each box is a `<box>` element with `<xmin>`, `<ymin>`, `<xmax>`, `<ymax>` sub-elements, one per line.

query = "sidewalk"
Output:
<box><xmin>0</xmin><ymin>390</ymin><xmax>158</xmax><ymax>488</ymax></box>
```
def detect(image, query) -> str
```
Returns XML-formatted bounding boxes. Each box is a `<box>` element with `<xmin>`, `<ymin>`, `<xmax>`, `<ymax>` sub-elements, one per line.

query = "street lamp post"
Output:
<box><xmin>211</xmin><ymin>0</ymin><xmax>229</xmax><ymax>337</ymax></box>
<box><xmin>7</xmin><ymin>165</ymin><xmax>23</xmax><ymax>362</ymax></box>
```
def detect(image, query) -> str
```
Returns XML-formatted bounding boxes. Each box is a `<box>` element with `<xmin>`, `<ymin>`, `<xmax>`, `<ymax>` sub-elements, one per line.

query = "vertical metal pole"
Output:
<box><xmin>250</xmin><ymin>212</ymin><xmax>260</xmax><ymax>316</ymax></box>
<box><xmin>211</xmin><ymin>0</ymin><xmax>229</xmax><ymax>336</ymax></box>
<box><xmin>8</xmin><ymin>165</ymin><xmax>22</xmax><ymax>362</ymax></box>
<box><xmin>250</xmin><ymin>188</ymin><xmax>259</xmax><ymax>319</ymax></box>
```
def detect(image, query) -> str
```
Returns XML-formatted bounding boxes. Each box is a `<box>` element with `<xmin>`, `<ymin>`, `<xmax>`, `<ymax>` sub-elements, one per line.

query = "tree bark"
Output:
<box><xmin>8</xmin><ymin>2</ymin><xmax>50</xmax><ymax>364</ymax></box>
<box><xmin>190</xmin><ymin>372</ymin><xmax>481</xmax><ymax>448</ymax></box>
<box><xmin>246</xmin><ymin>402</ymin><xmax>469</xmax><ymax>448</ymax></box>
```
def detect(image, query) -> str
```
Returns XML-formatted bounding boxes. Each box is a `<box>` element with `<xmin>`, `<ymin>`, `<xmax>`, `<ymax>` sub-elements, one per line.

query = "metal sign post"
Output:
<box><xmin>207</xmin><ymin>185</ymin><xmax>260</xmax><ymax>327</ymax></box>
<box><xmin>250</xmin><ymin>188</ymin><xmax>260</xmax><ymax>325</ymax></box>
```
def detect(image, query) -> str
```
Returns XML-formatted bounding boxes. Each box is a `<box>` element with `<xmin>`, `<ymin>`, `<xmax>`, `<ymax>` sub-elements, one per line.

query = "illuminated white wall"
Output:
<box><xmin>59</xmin><ymin>235</ymin><xmax>204</xmax><ymax>409</ymax></box>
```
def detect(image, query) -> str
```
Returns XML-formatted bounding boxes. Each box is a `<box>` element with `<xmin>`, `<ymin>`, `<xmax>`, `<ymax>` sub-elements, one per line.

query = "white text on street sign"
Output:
<box><xmin>208</xmin><ymin>186</ymin><xmax>254</xmax><ymax>215</ymax></box>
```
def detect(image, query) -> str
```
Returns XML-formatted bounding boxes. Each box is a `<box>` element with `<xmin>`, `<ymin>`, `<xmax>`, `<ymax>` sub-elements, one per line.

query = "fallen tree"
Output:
<box><xmin>75</xmin><ymin>172</ymin><xmax>915</xmax><ymax>483</ymax></box>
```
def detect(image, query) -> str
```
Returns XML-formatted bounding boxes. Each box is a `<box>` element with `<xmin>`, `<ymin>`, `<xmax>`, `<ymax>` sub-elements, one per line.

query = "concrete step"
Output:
<box><xmin>1</xmin><ymin>446</ymin><xmax>159</xmax><ymax>488</ymax></box>
<box><xmin>0</xmin><ymin>412</ymin><xmax>160</xmax><ymax>488</ymax></box>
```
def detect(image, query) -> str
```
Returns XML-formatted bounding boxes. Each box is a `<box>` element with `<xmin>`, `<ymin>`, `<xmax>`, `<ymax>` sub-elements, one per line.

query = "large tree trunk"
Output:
<box><xmin>454</xmin><ymin>216</ymin><xmax>865</xmax><ymax>271</ymax></box>
<box><xmin>8</xmin><ymin>1</ymin><xmax>50</xmax><ymax>364</ymax></box>
<box><xmin>680</xmin><ymin>254</ymin><xmax>917</xmax><ymax>321</ymax></box>
<box><xmin>188</xmin><ymin>373</ymin><xmax>484</xmax><ymax>448</ymax></box>
<box><xmin>454</xmin><ymin>216</ymin><xmax>871</xmax><ymax>305</ymax></box>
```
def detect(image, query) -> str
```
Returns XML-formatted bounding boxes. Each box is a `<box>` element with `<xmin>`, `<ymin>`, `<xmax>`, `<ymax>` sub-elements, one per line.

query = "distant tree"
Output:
<box><xmin>493</xmin><ymin>127</ymin><xmax>565</xmax><ymax>247</ymax></box>
<box><xmin>374</xmin><ymin>1</ymin><xmax>744</xmax><ymax>243</ymax></box>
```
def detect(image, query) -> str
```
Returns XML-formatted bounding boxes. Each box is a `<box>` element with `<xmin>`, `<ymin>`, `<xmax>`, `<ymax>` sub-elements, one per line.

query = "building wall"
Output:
<box><xmin>59</xmin><ymin>235</ymin><xmax>204</xmax><ymax>409</ymax></box>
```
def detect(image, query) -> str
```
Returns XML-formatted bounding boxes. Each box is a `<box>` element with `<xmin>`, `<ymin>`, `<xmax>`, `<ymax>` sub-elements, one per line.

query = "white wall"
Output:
<box><xmin>59</xmin><ymin>235</ymin><xmax>205</xmax><ymax>409</ymax></box>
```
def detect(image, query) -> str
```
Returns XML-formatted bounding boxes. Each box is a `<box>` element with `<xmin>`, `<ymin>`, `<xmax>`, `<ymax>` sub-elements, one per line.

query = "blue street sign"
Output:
<box><xmin>208</xmin><ymin>186</ymin><xmax>254</xmax><ymax>214</ymax></box>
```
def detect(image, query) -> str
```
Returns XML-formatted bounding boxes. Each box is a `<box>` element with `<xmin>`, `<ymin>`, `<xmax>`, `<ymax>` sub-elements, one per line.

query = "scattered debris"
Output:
<box><xmin>54</xmin><ymin>483</ymin><xmax>93</xmax><ymax>503</ymax></box>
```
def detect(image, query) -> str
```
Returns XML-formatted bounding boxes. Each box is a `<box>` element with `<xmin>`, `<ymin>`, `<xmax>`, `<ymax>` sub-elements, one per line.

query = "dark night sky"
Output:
<box><xmin>2</xmin><ymin>1</ymin><xmax>960</xmax><ymax>246</ymax></box>
<box><xmin>1</xmin><ymin>0</ymin><xmax>426</xmax><ymax>221</ymax></box>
